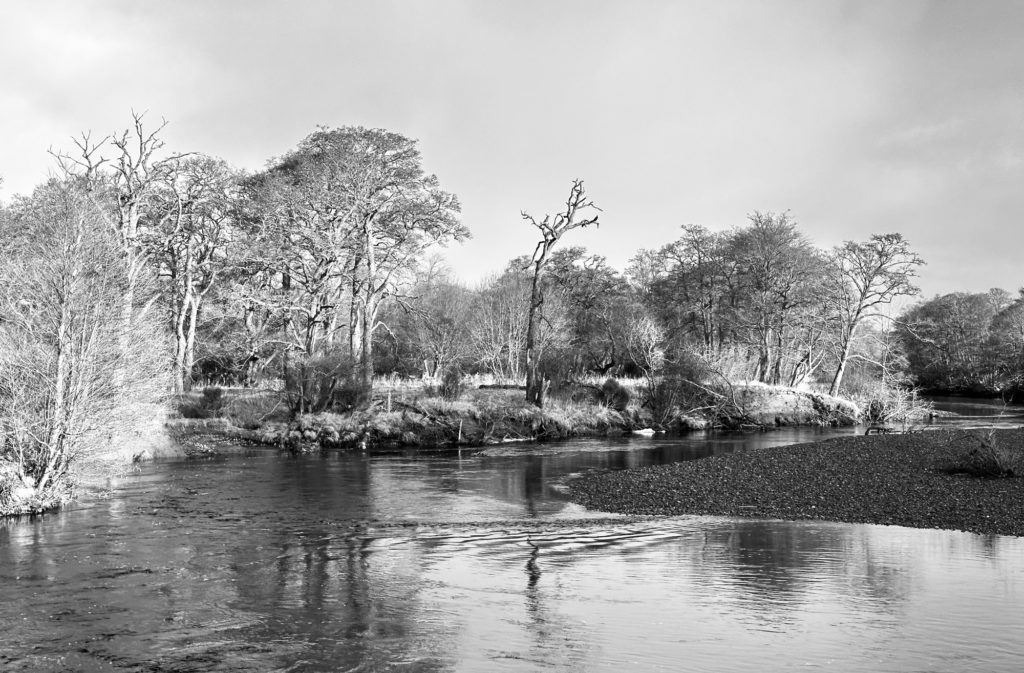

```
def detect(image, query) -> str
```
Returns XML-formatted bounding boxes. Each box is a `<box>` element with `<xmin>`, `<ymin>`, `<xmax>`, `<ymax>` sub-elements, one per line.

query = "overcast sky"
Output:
<box><xmin>1</xmin><ymin>0</ymin><xmax>1021</xmax><ymax>298</ymax></box>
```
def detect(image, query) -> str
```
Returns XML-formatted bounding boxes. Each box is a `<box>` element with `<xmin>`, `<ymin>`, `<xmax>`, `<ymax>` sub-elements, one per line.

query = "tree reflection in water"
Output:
<box><xmin>0</xmin><ymin>435</ymin><xmax>1022</xmax><ymax>672</ymax></box>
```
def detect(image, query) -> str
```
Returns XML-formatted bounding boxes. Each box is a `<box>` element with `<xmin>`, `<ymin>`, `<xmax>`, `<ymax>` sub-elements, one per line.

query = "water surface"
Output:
<box><xmin>1</xmin><ymin>425</ymin><xmax>1022</xmax><ymax>672</ymax></box>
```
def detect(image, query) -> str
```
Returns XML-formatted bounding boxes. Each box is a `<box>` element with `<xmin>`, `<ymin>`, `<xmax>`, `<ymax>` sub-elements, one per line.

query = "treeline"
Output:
<box><xmin>6</xmin><ymin>113</ymin><xmax>1019</xmax><ymax>511</ymax></box>
<box><xmin>897</xmin><ymin>289</ymin><xmax>1024</xmax><ymax>395</ymax></box>
<box><xmin>375</xmin><ymin>215</ymin><xmax>926</xmax><ymax>400</ymax></box>
<box><xmin>0</xmin><ymin>117</ymin><xmax>472</xmax><ymax>508</ymax></box>
<box><xmin>2</xmin><ymin>115</ymin><xmax>939</xmax><ymax>413</ymax></box>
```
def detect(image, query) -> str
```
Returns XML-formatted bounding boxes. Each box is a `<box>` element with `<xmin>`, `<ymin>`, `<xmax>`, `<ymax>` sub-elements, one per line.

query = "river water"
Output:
<box><xmin>1</xmin><ymin>409</ymin><xmax>1023</xmax><ymax>671</ymax></box>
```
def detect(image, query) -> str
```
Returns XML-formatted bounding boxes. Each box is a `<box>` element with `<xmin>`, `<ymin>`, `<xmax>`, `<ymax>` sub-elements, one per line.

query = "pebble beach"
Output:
<box><xmin>569</xmin><ymin>428</ymin><xmax>1024</xmax><ymax>537</ymax></box>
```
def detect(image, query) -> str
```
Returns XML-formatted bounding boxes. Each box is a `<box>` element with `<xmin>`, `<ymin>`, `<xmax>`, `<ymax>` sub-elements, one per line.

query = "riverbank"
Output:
<box><xmin>569</xmin><ymin>429</ymin><xmax>1024</xmax><ymax>537</ymax></box>
<box><xmin>170</xmin><ymin>381</ymin><xmax>860</xmax><ymax>453</ymax></box>
<box><xmin>0</xmin><ymin>405</ymin><xmax>180</xmax><ymax>516</ymax></box>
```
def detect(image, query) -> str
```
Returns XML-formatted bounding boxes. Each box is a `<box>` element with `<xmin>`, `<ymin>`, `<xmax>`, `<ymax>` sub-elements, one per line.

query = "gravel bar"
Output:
<box><xmin>569</xmin><ymin>429</ymin><xmax>1024</xmax><ymax>537</ymax></box>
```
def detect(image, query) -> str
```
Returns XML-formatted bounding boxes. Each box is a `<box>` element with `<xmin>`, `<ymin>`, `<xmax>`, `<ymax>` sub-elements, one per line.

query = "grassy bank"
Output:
<box><xmin>171</xmin><ymin>384</ymin><xmax>640</xmax><ymax>451</ymax></box>
<box><xmin>169</xmin><ymin>379</ymin><xmax>861</xmax><ymax>453</ymax></box>
<box><xmin>569</xmin><ymin>429</ymin><xmax>1024</xmax><ymax>537</ymax></box>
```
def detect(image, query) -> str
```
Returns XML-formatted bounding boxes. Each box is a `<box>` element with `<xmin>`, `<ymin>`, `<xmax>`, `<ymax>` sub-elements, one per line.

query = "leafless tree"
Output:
<box><xmin>146</xmin><ymin>155</ymin><xmax>239</xmax><ymax>391</ymax></box>
<box><xmin>626</xmin><ymin>315</ymin><xmax>666</xmax><ymax>390</ymax></box>
<box><xmin>240</xmin><ymin>127</ymin><xmax>466</xmax><ymax>402</ymax></box>
<box><xmin>50</xmin><ymin>112</ymin><xmax>188</xmax><ymax>335</ymax></box>
<box><xmin>0</xmin><ymin>182</ymin><xmax>169</xmax><ymax>514</ymax></box>
<box><xmin>521</xmin><ymin>180</ymin><xmax>600</xmax><ymax>406</ymax></box>
<box><xmin>468</xmin><ymin>271</ymin><xmax>532</xmax><ymax>381</ymax></box>
<box><xmin>396</xmin><ymin>263</ymin><xmax>474</xmax><ymax>377</ymax></box>
<box><xmin>827</xmin><ymin>233</ymin><xmax>924</xmax><ymax>396</ymax></box>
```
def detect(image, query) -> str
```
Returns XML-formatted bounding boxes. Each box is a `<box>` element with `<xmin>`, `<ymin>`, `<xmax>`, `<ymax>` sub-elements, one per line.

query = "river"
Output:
<box><xmin>1</xmin><ymin>406</ymin><xmax>1022</xmax><ymax>672</ymax></box>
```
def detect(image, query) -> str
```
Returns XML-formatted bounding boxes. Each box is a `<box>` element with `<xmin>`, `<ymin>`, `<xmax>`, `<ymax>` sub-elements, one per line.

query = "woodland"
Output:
<box><xmin>1</xmin><ymin>114</ymin><xmax>1023</xmax><ymax>512</ymax></box>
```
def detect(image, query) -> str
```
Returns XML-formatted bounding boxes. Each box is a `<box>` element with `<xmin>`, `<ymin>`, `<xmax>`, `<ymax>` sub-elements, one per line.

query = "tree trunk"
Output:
<box><xmin>183</xmin><ymin>296</ymin><xmax>200</xmax><ymax>392</ymax></box>
<box><xmin>171</xmin><ymin>287</ymin><xmax>190</xmax><ymax>393</ymax></box>
<box><xmin>360</xmin><ymin>298</ymin><xmax>375</xmax><ymax>390</ymax></box>
<box><xmin>756</xmin><ymin>330</ymin><xmax>771</xmax><ymax>383</ymax></box>
<box><xmin>38</xmin><ymin>298</ymin><xmax>71</xmax><ymax>492</ymax></box>
<box><xmin>829</xmin><ymin>332</ymin><xmax>854</xmax><ymax>396</ymax></box>
<box><xmin>348</xmin><ymin>266</ymin><xmax>362</xmax><ymax>364</ymax></box>
<box><xmin>359</xmin><ymin>219</ymin><xmax>376</xmax><ymax>392</ymax></box>
<box><xmin>829</xmin><ymin>317</ymin><xmax>861</xmax><ymax>397</ymax></box>
<box><xmin>524</xmin><ymin>263</ymin><xmax>544</xmax><ymax>407</ymax></box>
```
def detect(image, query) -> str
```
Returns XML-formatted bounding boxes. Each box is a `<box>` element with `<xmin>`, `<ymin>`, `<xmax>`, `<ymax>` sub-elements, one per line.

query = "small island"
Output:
<box><xmin>569</xmin><ymin>428</ymin><xmax>1024</xmax><ymax>537</ymax></box>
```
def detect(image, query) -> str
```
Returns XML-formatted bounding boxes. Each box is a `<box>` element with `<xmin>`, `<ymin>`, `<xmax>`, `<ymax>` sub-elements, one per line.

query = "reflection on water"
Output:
<box><xmin>0</xmin><ymin>426</ymin><xmax>1022</xmax><ymax>672</ymax></box>
<box><xmin>930</xmin><ymin>396</ymin><xmax>1024</xmax><ymax>429</ymax></box>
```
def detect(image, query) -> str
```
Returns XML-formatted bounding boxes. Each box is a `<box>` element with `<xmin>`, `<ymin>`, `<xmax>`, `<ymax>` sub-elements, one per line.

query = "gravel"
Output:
<box><xmin>568</xmin><ymin>429</ymin><xmax>1024</xmax><ymax>537</ymax></box>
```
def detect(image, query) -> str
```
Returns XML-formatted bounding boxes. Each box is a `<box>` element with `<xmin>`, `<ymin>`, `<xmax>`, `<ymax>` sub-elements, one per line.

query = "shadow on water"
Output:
<box><xmin>0</xmin><ymin>416</ymin><xmax>1022</xmax><ymax>671</ymax></box>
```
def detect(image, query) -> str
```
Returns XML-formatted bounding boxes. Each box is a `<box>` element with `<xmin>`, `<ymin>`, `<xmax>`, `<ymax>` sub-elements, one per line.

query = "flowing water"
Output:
<box><xmin>929</xmin><ymin>395</ymin><xmax>1024</xmax><ymax>428</ymax></box>
<box><xmin>1</xmin><ymin>416</ymin><xmax>1023</xmax><ymax>672</ymax></box>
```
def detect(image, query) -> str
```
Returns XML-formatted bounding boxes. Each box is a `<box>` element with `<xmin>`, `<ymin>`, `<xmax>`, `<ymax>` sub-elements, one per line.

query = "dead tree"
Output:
<box><xmin>521</xmin><ymin>180</ymin><xmax>600</xmax><ymax>407</ymax></box>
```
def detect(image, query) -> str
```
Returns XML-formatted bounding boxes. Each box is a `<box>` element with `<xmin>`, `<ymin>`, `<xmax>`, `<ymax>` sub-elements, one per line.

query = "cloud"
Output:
<box><xmin>1</xmin><ymin>0</ymin><xmax>1021</xmax><ymax>296</ymax></box>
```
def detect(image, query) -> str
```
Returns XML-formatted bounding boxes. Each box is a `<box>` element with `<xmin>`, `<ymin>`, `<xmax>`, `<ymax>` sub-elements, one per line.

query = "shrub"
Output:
<box><xmin>599</xmin><ymin>378</ymin><xmax>631</xmax><ymax>412</ymax></box>
<box><xmin>645</xmin><ymin>378</ymin><xmax>680</xmax><ymax>426</ymax></box>
<box><xmin>439</xmin><ymin>367</ymin><xmax>465</xmax><ymax>401</ymax></box>
<box><xmin>847</xmin><ymin>380</ymin><xmax>931</xmax><ymax>427</ymax></box>
<box><xmin>948</xmin><ymin>430</ymin><xmax>1023</xmax><ymax>478</ymax></box>
<box><xmin>200</xmin><ymin>386</ymin><xmax>226</xmax><ymax>417</ymax></box>
<box><xmin>539</xmin><ymin>354</ymin><xmax>574</xmax><ymax>398</ymax></box>
<box><xmin>0</xmin><ymin>182</ymin><xmax>170</xmax><ymax>514</ymax></box>
<box><xmin>284</xmin><ymin>353</ymin><xmax>369</xmax><ymax>415</ymax></box>
<box><xmin>178</xmin><ymin>386</ymin><xmax>228</xmax><ymax>419</ymax></box>
<box><xmin>332</xmin><ymin>378</ymin><xmax>372</xmax><ymax>411</ymax></box>
<box><xmin>223</xmin><ymin>391</ymin><xmax>288</xmax><ymax>429</ymax></box>
<box><xmin>640</xmin><ymin>350</ymin><xmax>722</xmax><ymax>424</ymax></box>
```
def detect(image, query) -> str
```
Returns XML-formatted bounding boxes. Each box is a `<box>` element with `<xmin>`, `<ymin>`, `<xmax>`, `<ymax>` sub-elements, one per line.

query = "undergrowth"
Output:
<box><xmin>945</xmin><ymin>430</ymin><xmax>1023</xmax><ymax>478</ymax></box>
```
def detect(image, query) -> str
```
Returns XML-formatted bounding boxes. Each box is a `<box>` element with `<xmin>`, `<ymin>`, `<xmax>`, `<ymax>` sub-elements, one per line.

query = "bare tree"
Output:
<box><xmin>240</xmin><ymin>127</ymin><xmax>466</xmax><ymax>403</ymax></box>
<box><xmin>626</xmin><ymin>315</ymin><xmax>666</xmax><ymax>391</ymax></box>
<box><xmin>828</xmin><ymin>233</ymin><xmax>924</xmax><ymax>396</ymax></box>
<box><xmin>468</xmin><ymin>271</ymin><xmax>532</xmax><ymax>381</ymax></box>
<box><xmin>50</xmin><ymin>112</ymin><xmax>187</xmax><ymax>333</ymax></box>
<box><xmin>398</xmin><ymin>266</ymin><xmax>474</xmax><ymax>377</ymax></box>
<box><xmin>146</xmin><ymin>155</ymin><xmax>239</xmax><ymax>391</ymax></box>
<box><xmin>0</xmin><ymin>182</ymin><xmax>169</xmax><ymax>514</ymax></box>
<box><xmin>521</xmin><ymin>180</ymin><xmax>600</xmax><ymax>407</ymax></box>
<box><xmin>728</xmin><ymin>212</ymin><xmax>828</xmax><ymax>385</ymax></box>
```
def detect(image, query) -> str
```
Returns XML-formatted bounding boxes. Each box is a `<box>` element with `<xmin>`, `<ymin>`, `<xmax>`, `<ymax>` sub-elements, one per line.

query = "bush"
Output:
<box><xmin>438</xmin><ymin>367</ymin><xmax>465</xmax><ymax>401</ymax></box>
<box><xmin>599</xmin><ymin>378</ymin><xmax>631</xmax><ymax>412</ymax></box>
<box><xmin>847</xmin><ymin>380</ymin><xmax>931</xmax><ymax>426</ymax></box>
<box><xmin>332</xmin><ymin>379</ymin><xmax>372</xmax><ymax>411</ymax></box>
<box><xmin>641</xmin><ymin>350</ymin><xmax>721</xmax><ymax>424</ymax></box>
<box><xmin>645</xmin><ymin>378</ymin><xmax>680</xmax><ymax>425</ymax></box>
<box><xmin>284</xmin><ymin>353</ymin><xmax>369</xmax><ymax>415</ymax></box>
<box><xmin>948</xmin><ymin>430</ymin><xmax>1023</xmax><ymax>478</ymax></box>
<box><xmin>200</xmin><ymin>386</ymin><xmax>226</xmax><ymax>417</ymax></box>
<box><xmin>223</xmin><ymin>390</ymin><xmax>288</xmax><ymax>429</ymax></box>
<box><xmin>0</xmin><ymin>181</ymin><xmax>170</xmax><ymax>514</ymax></box>
<box><xmin>178</xmin><ymin>386</ymin><xmax>228</xmax><ymax>419</ymax></box>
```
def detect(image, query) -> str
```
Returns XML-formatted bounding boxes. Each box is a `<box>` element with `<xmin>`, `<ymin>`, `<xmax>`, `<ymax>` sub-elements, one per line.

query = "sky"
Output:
<box><xmin>1</xmin><ymin>0</ymin><xmax>1022</xmax><ymax>299</ymax></box>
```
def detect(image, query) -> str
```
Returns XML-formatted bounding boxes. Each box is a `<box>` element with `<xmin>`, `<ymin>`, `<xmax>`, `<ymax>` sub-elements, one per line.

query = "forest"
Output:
<box><xmin>1</xmin><ymin>115</ymin><xmax>1022</xmax><ymax>512</ymax></box>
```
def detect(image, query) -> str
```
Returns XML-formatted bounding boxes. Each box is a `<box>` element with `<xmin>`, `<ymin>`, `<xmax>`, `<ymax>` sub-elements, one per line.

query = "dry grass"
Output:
<box><xmin>223</xmin><ymin>389</ymin><xmax>289</xmax><ymax>428</ymax></box>
<box><xmin>945</xmin><ymin>429</ymin><xmax>1024</xmax><ymax>478</ymax></box>
<box><xmin>275</xmin><ymin>378</ymin><xmax>636</xmax><ymax>449</ymax></box>
<box><xmin>171</xmin><ymin>376</ymin><xmax>860</xmax><ymax>451</ymax></box>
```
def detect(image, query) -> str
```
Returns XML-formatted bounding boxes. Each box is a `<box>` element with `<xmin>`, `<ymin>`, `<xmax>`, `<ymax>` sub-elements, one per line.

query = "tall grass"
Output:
<box><xmin>946</xmin><ymin>430</ymin><xmax>1023</xmax><ymax>478</ymax></box>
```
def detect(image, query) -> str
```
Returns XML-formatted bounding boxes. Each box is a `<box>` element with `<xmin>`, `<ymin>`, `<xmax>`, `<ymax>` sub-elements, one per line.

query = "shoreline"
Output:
<box><xmin>0</xmin><ymin>383</ymin><xmax>862</xmax><ymax>515</ymax></box>
<box><xmin>568</xmin><ymin>429</ymin><xmax>1024</xmax><ymax>537</ymax></box>
<box><xmin>166</xmin><ymin>382</ymin><xmax>861</xmax><ymax>455</ymax></box>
